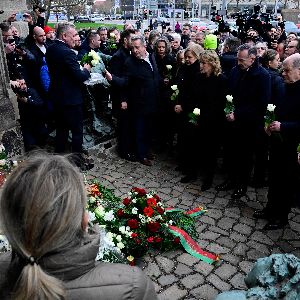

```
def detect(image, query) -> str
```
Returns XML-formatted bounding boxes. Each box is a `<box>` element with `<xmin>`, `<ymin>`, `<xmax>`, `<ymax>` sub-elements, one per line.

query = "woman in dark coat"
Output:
<box><xmin>153</xmin><ymin>37</ymin><xmax>176</xmax><ymax>152</ymax></box>
<box><xmin>196</xmin><ymin>50</ymin><xmax>228</xmax><ymax>190</ymax></box>
<box><xmin>174</xmin><ymin>43</ymin><xmax>203</xmax><ymax>182</ymax></box>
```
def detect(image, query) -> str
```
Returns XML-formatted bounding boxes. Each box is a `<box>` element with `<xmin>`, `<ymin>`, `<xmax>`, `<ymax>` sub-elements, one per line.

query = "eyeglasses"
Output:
<box><xmin>257</xmin><ymin>47</ymin><xmax>266</xmax><ymax>50</ymax></box>
<box><xmin>286</xmin><ymin>45</ymin><xmax>296</xmax><ymax>49</ymax></box>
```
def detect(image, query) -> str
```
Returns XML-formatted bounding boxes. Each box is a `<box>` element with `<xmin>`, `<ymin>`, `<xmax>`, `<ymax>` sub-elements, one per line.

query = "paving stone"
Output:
<box><xmin>208</xmin><ymin>226</ymin><xmax>230</xmax><ymax>236</ymax></box>
<box><xmin>206</xmin><ymin>209</ymin><xmax>223</xmax><ymax>220</ymax></box>
<box><xmin>200</xmin><ymin>231</ymin><xmax>220</xmax><ymax>241</ymax></box>
<box><xmin>214</xmin><ymin>197</ymin><xmax>229</xmax><ymax>207</ymax></box>
<box><xmin>200</xmin><ymin>216</ymin><xmax>216</xmax><ymax>226</ymax></box>
<box><xmin>190</xmin><ymin>284</ymin><xmax>219</xmax><ymax>300</ymax></box>
<box><xmin>156</xmin><ymin>256</ymin><xmax>175</xmax><ymax>273</ymax></box>
<box><xmin>181</xmin><ymin>273</ymin><xmax>205</xmax><ymax>289</ymax></box>
<box><xmin>158</xmin><ymin>284</ymin><xmax>188</xmax><ymax>300</ymax></box>
<box><xmin>158</xmin><ymin>274</ymin><xmax>178</xmax><ymax>286</ymax></box>
<box><xmin>174</xmin><ymin>263</ymin><xmax>193</xmax><ymax>276</ymax></box>
<box><xmin>145</xmin><ymin>262</ymin><xmax>161</xmax><ymax>278</ymax></box>
<box><xmin>154</xmin><ymin>282</ymin><xmax>162</xmax><ymax>293</ymax></box>
<box><xmin>194</xmin><ymin>261</ymin><xmax>215</xmax><ymax>276</ymax></box>
<box><xmin>162</xmin><ymin>250</ymin><xmax>182</xmax><ymax>259</ymax></box>
<box><xmin>239</xmin><ymin>261</ymin><xmax>254</xmax><ymax>274</ymax></box>
<box><xmin>217</xmin><ymin>217</ymin><xmax>237</xmax><ymax>230</ymax></box>
<box><xmin>215</xmin><ymin>264</ymin><xmax>237</xmax><ymax>281</ymax></box>
<box><xmin>207</xmin><ymin>273</ymin><xmax>232</xmax><ymax>291</ymax></box>
<box><xmin>206</xmin><ymin>243</ymin><xmax>230</xmax><ymax>254</ymax></box>
<box><xmin>246</xmin><ymin>240</ymin><xmax>271</xmax><ymax>255</ymax></box>
<box><xmin>230</xmin><ymin>273</ymin><xmax>247</xmax><ymax>289</ymax></box>
<box><xmin>250</xmin><ymin>231</ymin><xmax>274</xmax><ymax>245</ymax></box>
<box><xmin>224</xmin><ymin>208</ymin><xmax>240</xmax><ymax>219</ymax></box>
<box><xmin>177</xmin><ymin>253</ymin><xmax>199</xmax><ymax>267</ymax></box>
<box><xmin>247</xmin><ymin>249</ymin><xmax>266</xmax><ymax>261</ymax></box>
<box><xmin>283</xmin><ymin>228</ymin><xmax>300</xmax><ymax>240</ymax></box>
<box><xmin>276</xmin><ymin>240</ymin><xmax>296</xmax><ymax>253</ymax></box>
<box><xmin>230</xmin><ymin>232</ymin><xmax>248</xmax><ymax>242</ymax></box>
<box><xmin>233</xmin><ymin>223</ymin><xmax>253</xmax><ymax>235</ymax></box>
<box><xmin>239</xmin><ymin>216</ymin><xmax>256</xmax><ymax>226</ymax></box>
<box><xmin>233</xmin><ymin>243</ymin><xmax>248</xmax><ymax>256</ymax></box>
<box><xmin>216</xmin><ymin>236</ymin><xmax>236</xmax><ymax>249</ymax></box>
<box><xmin>221</xmin><ymin>254</ymin><xmax>241</xmax><ymax>265</ymax></box>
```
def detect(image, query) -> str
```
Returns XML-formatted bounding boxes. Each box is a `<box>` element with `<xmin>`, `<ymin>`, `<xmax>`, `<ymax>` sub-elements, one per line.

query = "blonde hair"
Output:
<box><xmin>199</xmin><ymin>50</ymin><xmax>222</xmax><ymax>76</ymax></box>
<box><xmin>184</xmin><ymin>43</ymin><xmax>204</xmax><ymax>60</ymax></box>
<box><xmin>0</xmin><ymin>153</ymin><xmax>87</xmax><ymax>299</ymax></box>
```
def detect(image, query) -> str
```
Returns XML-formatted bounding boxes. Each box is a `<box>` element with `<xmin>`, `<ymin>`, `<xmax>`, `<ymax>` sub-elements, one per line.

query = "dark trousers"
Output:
<box><xmin>117</xmin><ymin>110</ymin><xmax>134</xmax><ymax>156</ymax></box>
<box><xmin>225</xmin><ymin>124</ymin><xmax>256</xmax><ymax>188</ymax></box>
<box><xmin>265</xmin><ymin>140</ymin><xmax>298</xmax><ymax>222</ymax></box>
<box><xmin>133</xmin><ymin>114</ymin><xmax>153</xmax><ymax>160</ymax></box>
<box><xmin>54</xmin><ymin>104</ymin><xmax>83</xmax><ymax>153</ymax></box>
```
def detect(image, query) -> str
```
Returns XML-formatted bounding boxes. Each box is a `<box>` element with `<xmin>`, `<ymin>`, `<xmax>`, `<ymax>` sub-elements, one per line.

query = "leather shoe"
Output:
<box><xmin>231</xmin><ymin>187</ymin><xmax>247</xmax><ymax>199</ymax></box>
<box><xmin>215</xmin><ymin>180</ymin><xmax>235</xmax><ymax>191</ymax></box>
<box><xmin>140</xmin><ymin>158</ymin><xmax>152</xmax><ymax>166</ymax></box>
<box><xmin>201</xmin><ymin>178</ymin><xmax>213</xmax><ymax>191</ymax></box>
<box><xmin>253</xmin><ymin>209</ymin><xmax>270</xmax><ymax>220</ymax></box>
<box><xmin>180</xmin><ymin>174</ymin><xmax>197</xmax><ymax>183</ymax></box>
<box><xmin>263</xmin><ymin>220</ymin><xmax>287</xmax><ymax>230</ymax></box>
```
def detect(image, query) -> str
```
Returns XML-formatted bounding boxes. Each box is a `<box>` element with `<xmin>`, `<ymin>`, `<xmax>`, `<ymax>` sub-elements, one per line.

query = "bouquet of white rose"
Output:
<box><xmin>224</xmin><ymin>95</ymin><xmax>235</xmax><ymax>115</ymax></box>
<box><xmin>264</xmin><ymin>104</ymin><xmax>276</xmax><ymax>127</ymax></box>
<box><xmin>170</xmin><ymin>85</ymin><xmax>179</xmax><ymax>101</ymax></box>
<box><xmin>188</xmin><ymin>108</ymin><xmax>201</xmax><ymax>125</ymax></box>
<box><xmin>81</xmin><ymin>49</ymin><xmax>100</xmax><ymax>67</ymax></box>
<box><xmin>166</xmin><ymin>65</ymin><xmax>172</xmax><ymax>80</ymax></box>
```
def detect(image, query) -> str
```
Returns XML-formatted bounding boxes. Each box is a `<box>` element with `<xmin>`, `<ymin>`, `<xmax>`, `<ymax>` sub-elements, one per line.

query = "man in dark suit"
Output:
<box><xmin>122</xmin><ymin>34</ymin><xmax>161</xmax><ymax>166</ymax></box>
<box><xmin>46</xmin><ymin>22</ymin><xmax>91</xmax><ymax>167</ymax></box>
<box><xmin>217</xmin><ymin>44</ymin><xmax>271</xmax><ymax>199</ymax></box>
<box><xmin>254</xmin><ymin>53</ymin><xmax>300</xmax><ymax>229</ymax></box>
<box><xmin>105</xmin><ymin>29</ymin><xmax>136</xmax><ymax>161</ymax></box>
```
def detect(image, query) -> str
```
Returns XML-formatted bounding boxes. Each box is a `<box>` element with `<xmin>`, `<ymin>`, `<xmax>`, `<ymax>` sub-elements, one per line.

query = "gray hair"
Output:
<box><xmin>171</xmin><ymin>32</ymin><xmax>181</xmax><ymax>42</ymax></box>
<box><xmin>56</xmin><ymin>22</ymin><xmax>75</xmax><ymax>39</ymax></box>
<box><xmin>0</xmin><ymin>153</ymin><xmax>87</xmax><ymax>299</ymax></box>
<box><xmin>238</xmin><ymin>43</ymin><xmax>257</xmax><ymax>57</ymax></box>
<box><xmin>131</xmin><ymin>34</ymin><xmax>146</xmax><ymax>45</ymax></box>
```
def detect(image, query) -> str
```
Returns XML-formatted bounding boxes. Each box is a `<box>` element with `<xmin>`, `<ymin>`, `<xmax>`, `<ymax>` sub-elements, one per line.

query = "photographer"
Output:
<box><xmin>12</xmin><ymin>78</ymin><xmax>47</xmax><ymax>151</ymax></box>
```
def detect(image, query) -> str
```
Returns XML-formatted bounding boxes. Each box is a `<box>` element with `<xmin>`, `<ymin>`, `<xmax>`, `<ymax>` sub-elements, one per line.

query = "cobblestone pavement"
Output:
<box><xmin>88</xmin><ymin>146</ymin><xmax>300</xmax><ymax>300</ymax></box>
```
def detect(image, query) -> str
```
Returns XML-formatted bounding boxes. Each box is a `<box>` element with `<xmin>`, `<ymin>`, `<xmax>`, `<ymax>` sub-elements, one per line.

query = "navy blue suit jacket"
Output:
<box><xmin>46</xmin><ymin>40</ymin><xmax>90</xmax><ymax>107</ymax></box>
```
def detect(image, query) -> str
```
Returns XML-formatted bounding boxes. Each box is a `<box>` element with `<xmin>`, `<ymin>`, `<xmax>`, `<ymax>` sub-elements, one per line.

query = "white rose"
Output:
<box><xmin>0</xmin><ymin>144</ymin><xmax>5</xmax><ymax>152</ymax></box>
<box><xmin>110</xmin><ymin>32</ymin><xmax>116</xmax><ymax>38</ymax></box>
<box><xmin>91</xmin><ymin>59</ymin><xmax>99</xmax><ymax>66</ymax></box>
<box><xmin>132</xmin><ymin>207</ymin><xmax>138</xmax><ymax>214</ymax></box>
<box><xmin>193</xmin><ymin>108</ymin><xmax>200</xmax><ymax>116</ymax></box>
<box><xmin>166</xmin><ymin>65</ymin><xmax>172</xmax><ymax>70</ymax></box>
<box><xmin>12</xmin><ymin>160</ymin><xmax>18</xmax><ymax>167</ymax></box>
<box><xmin>226</xmin><ymin>95</ymin><xmax>233</xmax><ymax>103</ymax></box>
<box><xmin>103</xmin><ymin>210</ymin><xmax>115</xmax><ymax>222</ymax></box>
<box><xmin>0</xmin><ymin>159</ymin><xmax>6</xmax><ymax>166</ymax></box>
<box><xmin>267</xmin><ymin>104</ymin><xmax>276</xmax><ymax>112</ymax></box>
<box><xmin>171</xmin><ymin>85</ymin><xmax>178</xmax><ymax>91</ymax></box>
<box><xmin>116</xmin><ymin>235</ymin><xmax>122</xmax><ymax>242</ymax></box>
<box><xmin>131</xmin><ymin>198</ymin><xmax>137</xmax><ymax>203</ymax></box>
<box><xmin>106</xmin><ymin>232</ymin><xmax>114</xmax><ymax>241</ymax></box>
<box><xmin>88</xmin><ymin>211</ymin><xmax>96</xmax><ymax>222</ymax></box>
<box><xmin>119</xmin><ymin>226</ymin><xmax>126</xmax><ymax>234</ymax></box>
<box><xmin>117</xmin><ymin>242</ymin><xmax>125</xmax><ymax>249</ymax></box>
<box><xmin>89</xmin><ymin>50</ymin><xmax>97</xmax><ymax>57</ymax></box>
<box><xmin>169</xmin><ymin>220</ymin><xmax>173</xmax><ymax>225</ymax></box>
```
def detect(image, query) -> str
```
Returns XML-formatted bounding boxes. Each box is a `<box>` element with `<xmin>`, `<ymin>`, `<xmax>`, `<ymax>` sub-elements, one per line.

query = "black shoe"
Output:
<box><xmin>253</xmin><ymin>209</ymin><xmax>270</xmax><ymax>220</ymax></box>
<box><xmin>263</xmin><ymin>220</ymin><xmax>287</xmax><ymax>230</ymax></box>
<box><xmin>215</xmin><ymin>180</ymin><xmax>235</xmax><ymax>191</ymax></box>
<box><xmin>250</xmin><ymin>179</ymin><xmax>268</xmax><ymax>188</ymax></box>
<box><xmin>231</xmin><ymin>187</ymin><xmax>247</xmax><ymax>199</ymax></box>
<box><xmin>201</xmin><ymin>178</ymin><xmax>213</xmax><ymax>191</ymax></box>
<box><xmin>180</xmin><ymin>174</ymin><xmax>197</xmax><ymax>183</ymax></box>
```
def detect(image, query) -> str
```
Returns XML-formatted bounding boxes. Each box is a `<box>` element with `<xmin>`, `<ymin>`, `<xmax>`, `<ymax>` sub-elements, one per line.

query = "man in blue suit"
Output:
<box><xmin>46</xmin><ymin>22</ymin><xmax>91</xmax><ymax>167</ymax></box>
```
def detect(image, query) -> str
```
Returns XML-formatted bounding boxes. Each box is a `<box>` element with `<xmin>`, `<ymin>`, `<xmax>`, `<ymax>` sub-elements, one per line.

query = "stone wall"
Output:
<box><xmin>0</xmin><ymin>32</ymin><xmax>23</xmax><ymax>157</ymax></box>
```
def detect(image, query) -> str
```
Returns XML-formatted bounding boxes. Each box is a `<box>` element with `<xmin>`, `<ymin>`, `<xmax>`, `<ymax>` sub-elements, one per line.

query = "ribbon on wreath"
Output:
<box><xmin>165</xmin><ymin>207</ymin><xmax>219</xmax><ymax>264</ymax></box>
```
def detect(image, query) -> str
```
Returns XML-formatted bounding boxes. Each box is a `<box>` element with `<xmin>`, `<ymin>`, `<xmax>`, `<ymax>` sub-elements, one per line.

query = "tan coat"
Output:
<box><xmin>0</xmin><ymin>232</ymin><xmax>158</xmax><ymax>300</ymax></box>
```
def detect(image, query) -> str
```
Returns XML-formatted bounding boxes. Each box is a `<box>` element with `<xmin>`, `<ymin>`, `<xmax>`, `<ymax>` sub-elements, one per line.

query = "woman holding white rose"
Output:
<box><xmin>153</xmin><ymin>37</ymin><xmax>177</xmax><ymax>152</ymax></box>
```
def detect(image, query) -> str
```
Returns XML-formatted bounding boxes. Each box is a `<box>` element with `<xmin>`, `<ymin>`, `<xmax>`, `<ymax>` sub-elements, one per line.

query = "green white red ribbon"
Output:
<box><xmin>165</xmin><ymin>206</ymin><xmax>219</xmax><ymax>264</ymax></box>
<box><xmin>168</xmin><ymin>225</ymin><xmax>219</xmax><ymax>264</ymax></box>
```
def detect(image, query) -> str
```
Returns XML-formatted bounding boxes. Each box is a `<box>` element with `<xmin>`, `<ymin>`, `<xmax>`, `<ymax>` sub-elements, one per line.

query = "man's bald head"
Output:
<box><xmin>33</xmin><ymin>26</ymin><xmax>46</xmax><ymax>45</ymax></box>
<box><xmin>282</xmin><ymin>53</ymin><xmax>300</xmax><ymax>83</ymax></box>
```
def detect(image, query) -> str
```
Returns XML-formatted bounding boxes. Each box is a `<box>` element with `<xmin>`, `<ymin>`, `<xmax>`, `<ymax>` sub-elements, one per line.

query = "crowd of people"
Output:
<box><xmin>1</xmin><ymin>5</ymin><xmax>300</xmax><ymax>299</ymax></box>
<box><xmin>1</xmin><ymin>9</ymin><xmax>300</xmax><ymax>229</ymax></box>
